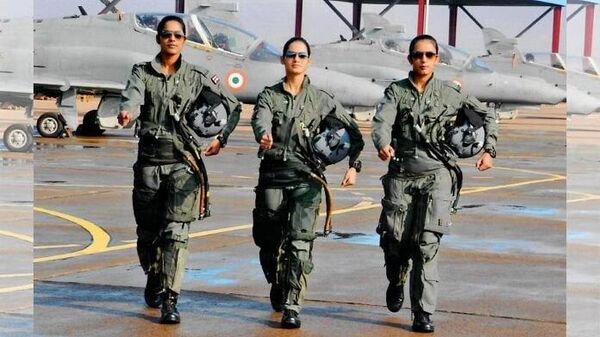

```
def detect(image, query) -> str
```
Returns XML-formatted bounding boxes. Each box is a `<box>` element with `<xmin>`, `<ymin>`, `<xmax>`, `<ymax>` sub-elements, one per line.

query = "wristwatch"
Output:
<box><xmin>484</xmin><ymin>148</ymin><xmax>496</xmax><ymax>158</ymax></box>
<box><xmin>350</xmin><ymin>160</ymin><xmax>362</xmax><ymax>173</ymax></box>
<box><xmin>216</xmin><ymin>134</ymin><xmax>226</xmax><ymax>148</ymax></box>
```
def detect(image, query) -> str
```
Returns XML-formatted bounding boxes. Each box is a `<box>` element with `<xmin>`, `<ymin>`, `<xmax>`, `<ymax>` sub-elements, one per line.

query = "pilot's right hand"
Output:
<box><xmin>378</xmin><ymin>145</ymin><xmax>395</xmax><ymax>161</ymax></box>
<box><xmin>118</xmin><ymin>111</ymin><xmax>132</xmax><ymax>127</ymax></box>
<box><xmin>259</xmin><ymin>133</ymin><xmax>273</xmax><ymax>150</ymax></box>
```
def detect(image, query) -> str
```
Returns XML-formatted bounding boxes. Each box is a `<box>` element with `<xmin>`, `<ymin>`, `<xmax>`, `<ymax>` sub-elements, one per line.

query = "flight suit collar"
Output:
<box><xmin>150</xmin><ymin>53</ymin><xmax>185</xmax><ymax>76</ymax></box>
<box><xmin>279</xmin><ymin>75</ymin><xmax>311</xmax><ymax>97</ymax></box>
<box><xmin>408</xmin><ymin>71</ymin><xmax>436</xmax><ymax>95</ymax></box>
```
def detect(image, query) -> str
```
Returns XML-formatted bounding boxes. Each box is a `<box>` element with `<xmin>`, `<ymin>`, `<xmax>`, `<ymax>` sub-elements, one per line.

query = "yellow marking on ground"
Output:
<box><xmin>34</xmin><ymin>244</ymin><xmax>83</xmax><ymax>250</ymax></box>
<box><xmin>35</xmin><ymin>183</ymin><xmax>131</xmax><ymax>189</ymax></box>
<box><xmin>34</xmin><ymin>202</ymin><xmax>378</xmax><ymax>262</ymax></box>
<box><xmin>0</xmin><ymin>284</ymin><xmax>33</xmax><ymax>294</ymax></box>
<box><xmin>33</xmin><ymin>207</ymin><xmax>110</xmax><ymax>263</ymax></box>
<box><xmin>231</xmin><ymin>175</ymin><xmax>254</xmax><ymax>179</ymax></box>
<box><xmin>492</xmin><ymin>166</ymin><xmax>564</xmax><ymax>179</ymax></box>
<box><xmin>463</xmin><ymin>177</ymin><xmax>564</xmax><ymax>195</ymax></box>
<box><xmin>34</xmin><ymin>166</ymin><xmax>564</xmax><ymax>263</ymax></box>
<box><xmin>0</xmin><ymin>273</ymin><xmax>33</xmax><ymax>278</ymax></box>
<box><xmin>567</xmin><ymin>192</ymin><xmax>600</xmax><ymax>203</ymax></box>
<box><xmin>101</xmin><ymin>224</ymin><xmax>256</xmax><ymax>253</ymax></box>
<box><xmin>0</xmin><ymin>230</ymin><xmax>33</xmax><ymax>243</ymax></box>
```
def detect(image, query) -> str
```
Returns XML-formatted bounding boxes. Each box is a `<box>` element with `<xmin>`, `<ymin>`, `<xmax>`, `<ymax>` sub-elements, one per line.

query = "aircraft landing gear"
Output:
<box><xmin>36</xmin><ymin>112</ymin><xmax>64</xmax><ymax>138</ymax></box>
<box><xmin>3</xmin><ymin>124</ymin><xmax>33</xmax><ymax>152</ymax></box>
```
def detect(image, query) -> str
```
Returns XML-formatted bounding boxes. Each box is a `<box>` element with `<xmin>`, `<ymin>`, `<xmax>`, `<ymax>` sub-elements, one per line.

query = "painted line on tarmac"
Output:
<box><xmin>567</xmin><ymin>192</ymin><xmax>600</xmax><ymax>203</ymax></box>
<box><xmin>34</xmin><ymin>244</ymin><xmax>83</xmax><ymax>250</ymax></box>
<box><xmin>0</xmin><ymin>284</ymin><xmax>33</xmax><ymax>294</ymax></box>
<box><xmin>100</xmin><ymin>224</ymin><xmax>256</xmax><ymax>253</ymax></box>
<box><xmin>0</xmin><ymin>230</ymin><xmax>33</xmax><ymax>243</ymax></box>
<box><xmin>33</xmin><ymin>207</ymin><xmax>110</xmax><ymax>263</ymax></box>
<box><xmin>0</xmin><ymin>202</ymin><xmax>32</xmax><ymax>208</ymax></box>
<box><xmin>34</xmin><ymin>202</ymin><xmax>380</xmax><ymax>263</ymax></box>
<box><xmin>34</xmin><ymin>166</ymin><xmax>562</xmax><ymax>263</ymax></box>
<box><xmin>0</xmin><ymin>273</ymin><xmax>33</xmax><ymax>279</ymax></box>
<box><xmin>35</xmin><ymin>183</ymin><xmax>131</xmax><ymax>189</ymax></box>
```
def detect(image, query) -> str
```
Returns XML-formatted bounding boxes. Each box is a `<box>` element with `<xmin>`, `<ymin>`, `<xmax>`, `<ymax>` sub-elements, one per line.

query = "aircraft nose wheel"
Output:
<box><xmin>37</xmin><ymin>112</ymin><xmax>64</xmax><ymax>138</ymax></box>
<box><xmin>3</xmin><ymin>124</ymin><xmax>33</xmax><ymax>152</ymax></box>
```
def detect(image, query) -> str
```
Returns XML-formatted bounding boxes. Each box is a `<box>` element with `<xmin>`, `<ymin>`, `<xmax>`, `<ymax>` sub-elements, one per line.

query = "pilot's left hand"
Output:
<box><xmin>340</xmin><ymin>168</ymin><xmax>357</xmax><ymax>187</ymax></box>
<box><xmin>204</xmin><ymin>139</ymin><xmax>222</xmax><ymax>156</ymax></box>
<box><xmin>476</xmin><ymin>152</ymin><xmax>493</xmax><ymax>171</ymax></box>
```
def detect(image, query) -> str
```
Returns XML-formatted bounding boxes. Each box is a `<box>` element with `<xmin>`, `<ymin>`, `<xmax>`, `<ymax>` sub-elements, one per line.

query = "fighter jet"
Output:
<box><xmin>33</xmin><ymin>11</ymin><xmax>384</xmax><ymax>137</ymax></box>
<box><xmin>478</xmin><ymin>27</ymin><xmax>600</xmax><ymax>115</ymax></box>
<box><xmin>0</xmin><ymin>18</ymin><xmax>34</xmax><ymax>152</ymax></box>
<box><xmin>309</xmin><ymin>14</ymin><xmax>566</xmax><ymax>119</ymax></box>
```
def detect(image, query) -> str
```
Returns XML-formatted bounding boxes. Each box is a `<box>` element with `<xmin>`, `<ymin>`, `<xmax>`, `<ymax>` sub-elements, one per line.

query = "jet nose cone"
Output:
<box><xmin>464</xmin><ymin>73</ymin><xmax>566</xmax><ymax>105</ymax></box>
<box><xmin>567</xmin><ymin>86</ymin><xmax>600</xmax><ymax>115</ymax></box>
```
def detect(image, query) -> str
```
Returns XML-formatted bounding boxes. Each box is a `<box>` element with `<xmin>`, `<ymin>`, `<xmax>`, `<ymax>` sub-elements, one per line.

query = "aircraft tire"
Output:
<box><xmin>37</xmin><ymin>112</ymin><xmax>63</xmax><ymax>138</ymax></box>
<box><xmin>3</xmin><ymin>123</ymin><xmax>33</xmax><ymax>152</ymax></box>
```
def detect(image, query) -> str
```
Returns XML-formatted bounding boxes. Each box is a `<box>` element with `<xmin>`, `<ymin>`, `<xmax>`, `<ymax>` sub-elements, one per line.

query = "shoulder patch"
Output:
<box><xmin>444</xmin><ymin>80</ymin><xmax>462</xmax><ymax>92</ymax></box>
<box><xmin>211</xmin><ymin>74</ymin><xmax>220</xmax><ymax>85</ymax></box>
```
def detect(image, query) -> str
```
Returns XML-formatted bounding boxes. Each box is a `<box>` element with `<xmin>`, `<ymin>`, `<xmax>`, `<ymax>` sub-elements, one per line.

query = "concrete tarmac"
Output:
<box><xmin>32</xmin><ymin>105</ymin><xmax>566</xmax><ymax>336</ymax></box>
<box><xmin>0</xmin><ymin>134</ymin><xmax>33</xmax><ymax>337</ymax></box>
<box><xmin>566</xmin><ymin>114</ymin><xmax>600</xmax><ymax>337</ymax></box>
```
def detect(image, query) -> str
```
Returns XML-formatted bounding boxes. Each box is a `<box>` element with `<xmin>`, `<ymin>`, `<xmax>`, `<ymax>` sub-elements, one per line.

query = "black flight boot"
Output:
<box><xmin>281</xmin><ymin>309</ymin><xmax>301</xmax><ymax>329</ymax></box>
<box><xmin>144</xmin><ymin>273</ymin><xmax>164</xmax><ymax>309</ymax></box>
<box><xmin>269</xmin><ymin>282</ymin><xmax>284</xmax><ymax>312</ymax></box>
<box><xmin>160</xmin><ymin>290</ymin><xmax>181</xmax><ymax>324</ymax></box>
<box><xmin>386</xmin><ymin>282</ymin><xmax>404</xmax><ymax>313</ymax></box>
<box><xmin>412</xmin><ymin>311</ymin><xmax>435</xmax><ymax>333</ymax></box>
<box><xmin>384</xmin><ymin>255</ymin><xmax>405</xmax><ymax>313</ymax></box>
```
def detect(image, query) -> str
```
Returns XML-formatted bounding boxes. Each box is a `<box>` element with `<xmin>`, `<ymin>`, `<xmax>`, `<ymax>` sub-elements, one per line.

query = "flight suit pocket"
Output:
<box><xmin>289</xmin><ymin>200</ymin><xmax>319</xmax><ymax>241</ymax></box>
<box><xmin>427</xmin><ymin>198</ymin><xmax>453</xmax><ymax>229</ymax></box>
<box><xmin>271</xmin><ymin>110</ymin><xmax>287</xmax><ymax>143</ymax></box>
<box><xmin>377</xmin><ymin>198</ymin><xmax>407</xmax><ymax>242</ymax></box>
<box><xmin>166</xmin><ymin>165</ymin><xmax>200</xmax><ymax>222</ymax></box>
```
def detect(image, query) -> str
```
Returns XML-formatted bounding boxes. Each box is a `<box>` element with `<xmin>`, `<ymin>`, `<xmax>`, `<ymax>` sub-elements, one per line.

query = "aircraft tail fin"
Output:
<box><xmin>550</xmin><ymin>53</ymin><xmax>567</xmax><ymax>70</ymax></box>
<box><xmin>482</xmin><ymin>27</ymin><xmax>519</xmax><ymax>57</ymax></box>
<box><xmin>582</xmin><ymin>56</ymin><xmax>600</xmax><ymax>76</ymax></box>
<box><xmin>362</xmin><ymin>13</ymin><xmax>405</xmax><ymax>36</ymax></box>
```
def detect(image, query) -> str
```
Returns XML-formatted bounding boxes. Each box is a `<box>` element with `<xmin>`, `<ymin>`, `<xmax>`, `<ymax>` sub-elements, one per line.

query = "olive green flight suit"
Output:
<box><xmin>120</xmin><ymin>54</ymin><xmax>241</xmax><ymax>294</ymax></box>
<box><xmin>251</xmin><ymin>76</ymin><xmax>364</xmax><ymax>313</ymax></box>
<box><xmin>372</xmin><ymin>73</ymin><xmax>498</xmax><ymax>315</ymax></box>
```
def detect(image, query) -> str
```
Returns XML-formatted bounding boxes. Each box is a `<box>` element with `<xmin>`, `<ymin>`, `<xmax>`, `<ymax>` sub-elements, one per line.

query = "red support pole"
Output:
<box><xmin>295</xmin><ymin>0</ymin><xmax>304</xmax><ymax>37</ymax></box>
<box><xmin>417</xmin><ymin>0</ymin><xmax>425</xmax><ymax>35</ymax></box>
<box><xmin>353</xmin><ymin>1</ymin><xmax>362</xmax><ymax>32</ymax></box>
<box><xmin>551</xmin><ymin>6</ymin><xmax>562</xmax><ymax>53</ymax></box>
<box><xmin>584</xmin><ymin>5</ymin><xmax>595</xmax><ymax>57</ymax></box>
<box><xmin>449</xmin><ymin>5</ymin><xmax>458</xmax><ymax>46</ymax></box>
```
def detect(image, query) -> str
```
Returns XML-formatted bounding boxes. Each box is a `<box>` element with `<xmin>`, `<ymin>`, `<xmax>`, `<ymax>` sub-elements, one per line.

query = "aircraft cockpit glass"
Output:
<box><xmin>466</xmin><ymin>57</ymin><xmax>493</xmax><ymax>73</ymax></box>
<box><xmin>134</xmin><ymin>13</ymin><xmax>205</xmax><ymax>45</ymax></box>
<box><xmin>249</xmin><ymin>41</ymin><xmax>281</xmax><ymax>63</ymax></box>
<box><xmin>438</xmin><ymin>44</ymin><xmax>469</xmax><ymax>68</ymax></box>
<box><xmin>380</xmin><ymin>37</ymin><xmax>409</xmax><ymax>54</ymax></box>
<box><xmin>199</xmin><ymin>16</ymin><xmax>257</xmax><ymax>55</ymax></box>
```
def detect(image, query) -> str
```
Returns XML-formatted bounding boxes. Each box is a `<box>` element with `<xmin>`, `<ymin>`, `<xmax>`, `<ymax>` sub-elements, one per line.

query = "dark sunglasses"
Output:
<box><xmin>284</xmin><ymin>51</ymin><xmax>309</xmax><ymax>59</ymax></box>
<box><xmin>159</xmin><ymin>30</ymin><xmax>185</xmax><ymax>40</ymax></box>
<box><xmin>410</xmin><ymin>51</ymin><xmax>437</xmax><ymax>59</ymax></box>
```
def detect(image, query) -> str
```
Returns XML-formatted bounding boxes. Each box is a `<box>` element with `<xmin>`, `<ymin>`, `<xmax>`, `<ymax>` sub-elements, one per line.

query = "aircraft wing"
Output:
<box><xmin>34</xmin><ymin>76</ymin><xmax>125</xmax><ymax>94</ymax></box>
